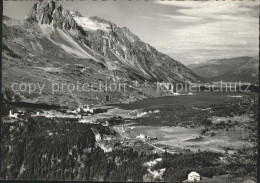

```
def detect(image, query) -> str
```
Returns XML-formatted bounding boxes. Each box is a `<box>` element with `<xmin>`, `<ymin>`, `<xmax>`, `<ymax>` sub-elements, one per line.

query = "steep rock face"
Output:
<box><xmin>27</xmin><ymin>0</ymin><xmax>77</xmax><ymax>30</ymax></box>
<box><xmin>75</xmin><ymin>15</ymin><xmax>200</xmax><ymax>82</ymax></box>
<box><xmin>24</xmin><ymin>0</ymin><xmax>200</xmax><ymax>83</ymax></box>
<box><xmin>2</xmin><ymin>0</ymin><xmax>202</xmax><ymax>106</ymax></box>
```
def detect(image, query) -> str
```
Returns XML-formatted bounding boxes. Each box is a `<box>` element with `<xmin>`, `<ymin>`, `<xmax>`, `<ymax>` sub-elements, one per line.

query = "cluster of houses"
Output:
<box><xmin>8</xmin><ymin>104</ymin><xmax>108</xmax><ymax>122</ymax></box>
<box><xmin>120</xmin><ymin>134</ymin><xmax>157</xmax><ymax>147</ymax></box>
<box><xmin>78</xmin><ymin>119</ymin><xmax>110</xmax><ymax>126</ymax></box>
<box><xmin>9</xmin><ymin>110</ymin><xmax>25</xmax><ymax>119</ymax></box>
<box><xmin>67</xmin><ymin>105</ymin><xmax>108</xmax><ymax>116</ymax></box>
<box><xmin>119</xmin><ymin>125</ymin><xmax>135</xmax><ymax>133</ymax></box>
<box><xmin>136</xmin><ymin>133</ymin><xmax>157</xmax><ymax>141</ymax></box>
<box><xmin>66</xmin><ymin>105</ymin><xmax>94</xmax><ymax>115</ymax></box>
<box><xmin>136</xmin><ymin>110</ymin><xmax>160</xmax><ymax>118</ymax></box>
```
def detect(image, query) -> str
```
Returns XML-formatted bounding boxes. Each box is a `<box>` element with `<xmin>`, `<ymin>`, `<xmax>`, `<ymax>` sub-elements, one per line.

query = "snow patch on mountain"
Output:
<box><xmin>69</xmin><ymin>10</ymin><xmax>83</xmax><ymax>17</ymax></box>
<box><xmin>71</xmin><ymin>12</ymin><xmax>110</xmax><ymax>32</ymax></box>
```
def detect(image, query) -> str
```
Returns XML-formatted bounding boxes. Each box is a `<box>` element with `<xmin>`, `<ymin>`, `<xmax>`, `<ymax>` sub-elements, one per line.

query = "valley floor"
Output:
<box><xmin>1</xmin><ymin>92</ymin><xmax>258</xmax><ymax>182</ymax></box>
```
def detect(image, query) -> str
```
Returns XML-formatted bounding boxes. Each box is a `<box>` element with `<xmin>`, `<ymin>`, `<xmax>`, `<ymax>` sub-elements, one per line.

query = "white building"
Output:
<box><xmin>9</xmin><ymin>110</ymin><xmax>18</xmax><ymax>119</ymax></box>
<box><xmin>103</xmin><ymin>121</ymin><xmax>109</xmax><ymax>126</ymax></box>
<box><xmin>188</xmin><ymin>171</ymin><xmax>200</xmax><ymax>182</ymax></box>
<box><xmin>136</xmin><ymin>134</ymin><xmax>146</xmax><ymax>141</ymax></box>
<box><xmin>67</xmin><ymin>109</ymin><xmax>77</xmax><ymax>114</ymax></box>
<box><xmin>173</xmin><ymin>92</ymin><xmax>181</xmax><ymax>96</ymax></box>
<box><xmin>82</xmin><ymin>105</ymin><xmax>94</xmax><ymax>113</ymax></box>
<box><xmin>77</xmin><ymin>105</ymin><xmax>94</xmax><ymax>114</ymax></box>
<box><xmin>95</xmin><ymin>133</ymin><xmax>102</xmax><ymax>142</ymax></box>
<box><xmin>137</xmin><ymin>112</ymin><xmax>148</xmax><ymax>117</ymax></box>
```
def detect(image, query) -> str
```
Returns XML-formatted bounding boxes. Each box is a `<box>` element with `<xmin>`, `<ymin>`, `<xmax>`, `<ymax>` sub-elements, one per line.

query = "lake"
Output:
<box><xmin>112</xmin><ymin>91</ymin><xmax>240</xmax><ymax>110</ymax></box>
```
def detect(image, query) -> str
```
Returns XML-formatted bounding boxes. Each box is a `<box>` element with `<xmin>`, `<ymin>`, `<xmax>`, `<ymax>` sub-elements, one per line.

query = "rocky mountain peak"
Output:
<box><xmin>27</xmin><ymin>0</ymin><xmax>77</xmax><ymax>30</ymax></box>
<box><xmin>69</xmin><ymin>10</ymin><xmax>83</xmax><ymax>17</ymax></box>
<box><xmin>19</xmin><ymin>0</ymin><xmax>201</xmax><ymax>83</ymax></box>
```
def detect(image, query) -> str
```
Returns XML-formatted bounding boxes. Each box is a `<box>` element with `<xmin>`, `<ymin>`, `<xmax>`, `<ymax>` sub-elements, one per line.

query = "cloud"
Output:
<box><xmin>135</xmin><ymin>15</ymin><xmax>170</xmax><ymax>21</ymax></box>
<box><xmin>154</xmin><ymin>1</ymin><xmax>259</xmax><ymax>8</ymax></box>
<box><xmin>137</xmin><ymin>14</ymin><xmax>205</xmax><ymax>23</ymax></box>
<box><xmin>155</xmin><ymin>1</ymin><xmax>258</xmax><ymax>22</ymax></box>
<box><xmin>158</xmin><ymin>14</ymin><xmax>204</xmax><ymax>23</ymax></box>
<box><xmin>152</xmin><ymin>1</ymin><xmax>259</xmax><ymax>63</ymax></box>
<box><xmin>154</xmin><ymin>1</ymin><xmax>208</xmax><ymax>8</ymax></box>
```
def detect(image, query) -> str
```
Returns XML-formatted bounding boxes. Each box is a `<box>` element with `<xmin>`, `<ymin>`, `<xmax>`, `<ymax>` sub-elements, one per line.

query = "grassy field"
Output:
<box><xmin>114</xmin><ymin>124</ymin><xmax>253</xmax><ymax>154</ymax></box>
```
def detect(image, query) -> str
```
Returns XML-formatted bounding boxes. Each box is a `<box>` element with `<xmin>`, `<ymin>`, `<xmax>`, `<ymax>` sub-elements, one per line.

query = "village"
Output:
<box><xmin>5</xmin><ymin>93</ymin><xmax>257</xmax><ymax>183</ymax></box>
<box><xmin>8</xmin><ymin>104</ymin><xmax>108</xmax><ymax>122</ymax></box>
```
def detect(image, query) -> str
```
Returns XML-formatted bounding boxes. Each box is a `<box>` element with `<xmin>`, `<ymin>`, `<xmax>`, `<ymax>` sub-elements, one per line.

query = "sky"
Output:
<box><xmin>3</xmin><ymin>0</ymin><xmax>259</xmax><ymax>65</ymax></box>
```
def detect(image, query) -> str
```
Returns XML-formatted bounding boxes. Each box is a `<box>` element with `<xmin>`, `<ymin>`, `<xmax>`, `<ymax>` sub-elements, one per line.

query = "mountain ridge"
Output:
<box><xmin>188</xmin><ymin>56</ymin><xmax>259</xmax><ymax>83</ymax></box>
<box><xmin>2</xmin><ymin>0</ymin><xmax>202</xmax><ymax>106</ymax></box>
<box><xmin>25</xmin><ymin>0</ymin><xmax>201</xmax><ymax>82</ymax></box>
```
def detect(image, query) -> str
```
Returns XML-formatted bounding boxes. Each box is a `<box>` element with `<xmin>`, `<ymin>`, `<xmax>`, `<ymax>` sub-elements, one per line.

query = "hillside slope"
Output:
<box><xmin>2</xmin><ymin>0</ymin><xmax>201</xmax><ymax>106</ymax></box>
<box><xmin>188</xmin><ymin>56</ymin><xmax>259</xmax><ymax>83</ymax></box>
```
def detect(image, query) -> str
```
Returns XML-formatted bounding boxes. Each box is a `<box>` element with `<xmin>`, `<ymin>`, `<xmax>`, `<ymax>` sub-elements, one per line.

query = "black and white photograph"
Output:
<box><xmin>1</xmin><ymin>0</ymin><xmax>259</xmax><ymax>182</ymax></box>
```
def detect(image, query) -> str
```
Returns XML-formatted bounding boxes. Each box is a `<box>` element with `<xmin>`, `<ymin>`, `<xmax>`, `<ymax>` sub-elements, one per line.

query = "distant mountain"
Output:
<box><xmin>2</xmin><ymin>0</ymin><xmax>201</xmax><ymax>106</ymax></box>
<box><xmin>188</xmin><ymin>56</ymin><xmax>259</xmax><ymax>83</ymax></box>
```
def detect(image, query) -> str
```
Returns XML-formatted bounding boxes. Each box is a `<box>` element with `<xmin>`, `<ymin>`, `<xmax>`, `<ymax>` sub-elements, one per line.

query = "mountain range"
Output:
<box><xmin>2</xmin><ymin>0</ymin><xmax>201</xmax><ymax>106</ymax></box>
<box><xmin>188</xmin><ymin>56</ymin><xmax>259</xmax><ymax>83</ymax></box>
